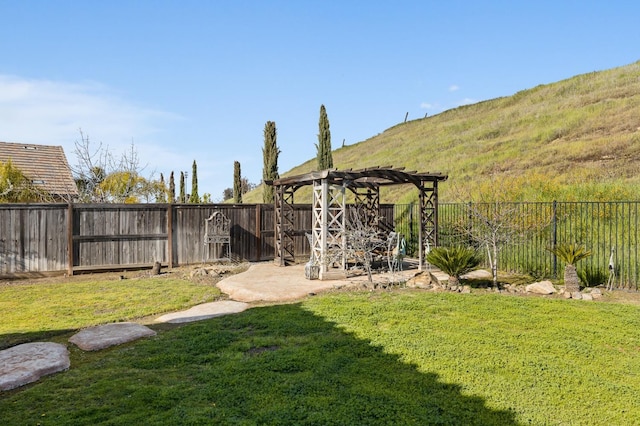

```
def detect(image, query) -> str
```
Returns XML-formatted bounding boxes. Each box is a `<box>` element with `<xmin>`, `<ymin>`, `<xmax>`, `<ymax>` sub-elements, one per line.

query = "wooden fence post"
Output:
<box><xmin>256</xmin><ymin>204</ymin><xmax>262</xmax><ymax>261</ymax></box>
<box><xmin>167</xmin><ymin>203</ymin><xmax>174</xmax><ymax>268</ymax></box>
<box><xmin>67</xmin><ymin>203</ymin><xmax>74</xmax><ymax>276</ymax></box>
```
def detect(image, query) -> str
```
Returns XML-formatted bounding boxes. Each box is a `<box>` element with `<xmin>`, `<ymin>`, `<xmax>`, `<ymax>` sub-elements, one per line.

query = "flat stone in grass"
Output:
<box><xmin>155</xmin><ymin>300</ymin><xmax>249</xmax><ymax>323</ymax></box>
<box><xmin>0</xmin><ymin>342</ymin><xmax>70</xmax><ymax>391</ymax></box>
<box><xmin>69</xmin><ymin>322</ymin><xmax>156</xmax><ymax>351</ymax></box>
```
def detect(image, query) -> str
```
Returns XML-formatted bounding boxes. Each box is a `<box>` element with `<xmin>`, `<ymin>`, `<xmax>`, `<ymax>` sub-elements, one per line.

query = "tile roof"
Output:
<box><xmin>0</xmin><ymin>141</ymin><xmax>78</xmax><ymax>198</ymax></box>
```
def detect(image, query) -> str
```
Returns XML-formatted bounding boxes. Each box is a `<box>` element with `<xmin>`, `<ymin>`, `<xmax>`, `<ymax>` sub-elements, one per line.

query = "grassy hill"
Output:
<box><xmin>244</xmin><ymin>60</ymin><xmax>640</xmax><ymax>203</ymax></box>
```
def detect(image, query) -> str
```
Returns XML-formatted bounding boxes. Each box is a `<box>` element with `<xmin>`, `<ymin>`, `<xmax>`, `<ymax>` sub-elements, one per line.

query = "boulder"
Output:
<box><xmin>526</xmin><ymin>281</ymin><xmax>557</xmax><ymax>295</ymax></box>
<box><xmin>0</xmin><ymin>342</ymin><xmax>70</xmax><ymax>391</ymax></box>
<box><xmin>69</xmin><ymin>322</ymin><xmax>156</xmax><ymax>351</ymax></box>
<box><xmin>406</xmin><ymin>271</ymin><xmax>436</xmax><ymax>289</ymax></box>
<box><xmin>461</xmin><ymin>269</ymin><xmax>493</xmax><ymax>280</ymax></box>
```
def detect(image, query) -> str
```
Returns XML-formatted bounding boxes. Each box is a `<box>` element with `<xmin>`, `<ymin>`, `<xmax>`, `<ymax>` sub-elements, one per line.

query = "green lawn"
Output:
<box><xmin>1</xmin><ymin>283</ymin><xmax>639</xmax><ymax>425</ymax></box>
<box><xmin>0</xmin><ymin>274</ymin><xmax>222</xmax><ymax>350</ymax></box>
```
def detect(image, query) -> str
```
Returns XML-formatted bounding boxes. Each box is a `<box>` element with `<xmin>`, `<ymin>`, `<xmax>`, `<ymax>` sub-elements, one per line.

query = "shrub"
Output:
<box><xmin>427</xmin><ymin>246</ymin><xmax>482</xmax><ymax>286</ymax></box>
<box><xmin>578</xmin><ymin>267</ymin><xmax>608</xmax><ymax>287</ymax></box>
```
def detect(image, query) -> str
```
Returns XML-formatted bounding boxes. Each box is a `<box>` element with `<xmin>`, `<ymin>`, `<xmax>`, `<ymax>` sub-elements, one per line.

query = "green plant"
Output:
<box><xmin>426</xmin><ymin>245</ymin><xmax>481</xmax><ymax>285</ymax></box>
<box><xmin>548</xmin><ymin>243</ymin><xmax>592</xmax><ymax>293</ymax></box>
<box><xmin>578</xmin><ymin>267</ymin><xmax>608</xmax><ymax>287</ymax></box>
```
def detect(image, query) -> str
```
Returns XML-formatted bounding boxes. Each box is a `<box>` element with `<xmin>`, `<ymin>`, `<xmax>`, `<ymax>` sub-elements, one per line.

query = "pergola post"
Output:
<box><xmin>418</xmin><ymin>179</ymin><xmax>439</xmax><ymax>271</ymax></box>
<box><xmin>274</xmin><ymin>184</ymin><xmax>295</xmax><ymax>266</ymax></box>
<box><xmin>312</xmin><ymin>178</ymin><xmax>346</xmax><ymax>280</ymax></box>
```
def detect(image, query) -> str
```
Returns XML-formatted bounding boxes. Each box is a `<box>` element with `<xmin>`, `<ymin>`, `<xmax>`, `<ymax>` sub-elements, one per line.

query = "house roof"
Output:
<box><xmin>0</xmin><ymin>141</ymin><xmax>78</xmax><ymax>198</ymax></box>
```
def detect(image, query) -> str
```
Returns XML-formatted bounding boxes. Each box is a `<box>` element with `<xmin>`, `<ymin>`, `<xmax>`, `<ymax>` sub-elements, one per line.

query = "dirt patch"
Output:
<box><xmin>0</xmin><ymin>263</ymin><xmax>251</xmax><ymax>288</ymax></box>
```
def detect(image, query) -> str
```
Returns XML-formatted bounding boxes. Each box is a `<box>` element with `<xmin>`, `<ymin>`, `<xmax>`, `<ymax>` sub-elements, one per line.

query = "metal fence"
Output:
<box><xmin>393</xmin><ymin>201</ymin><xmax>639</xmax><ymax>290</ymax></box>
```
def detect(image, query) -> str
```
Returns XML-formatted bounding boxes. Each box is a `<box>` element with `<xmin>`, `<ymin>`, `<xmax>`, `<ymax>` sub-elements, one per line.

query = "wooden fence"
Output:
<box><xmin>0</xmin><ymin>203</ymin><xmax>396</xmax><ymax>277</ymax></box>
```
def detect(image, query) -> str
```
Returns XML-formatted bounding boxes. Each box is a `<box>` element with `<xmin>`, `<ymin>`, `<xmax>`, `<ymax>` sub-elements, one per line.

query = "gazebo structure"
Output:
<box><xmin>268</xmin><ymin>166</ymin><xmax>448</xmax><ymax>280</ymax></box>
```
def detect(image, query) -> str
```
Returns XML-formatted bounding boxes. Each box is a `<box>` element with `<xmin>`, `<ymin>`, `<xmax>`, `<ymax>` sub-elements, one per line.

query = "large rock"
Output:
<box><xmin>69</xmin><ymin>322</ymin><xmax>156</xmax><ymax>351</ymax></box>
<box><xmin>526</xmin><ymin>281</ymin><xmax>557</xmax><ymax>295</ymax></box>
<box><xmin>461</xmin><ymin>269</ymin><xmax>493</xmax><ymax>280</ymax></box>
<box><xmin>406</xmin><ymin>271</ymin><xmax>436</xmax><ymax>288</ymax></box>
<box><xmin>0</xmin><ymin>342</ymin><xmax>70</xmax><ymax>391</ymax></box>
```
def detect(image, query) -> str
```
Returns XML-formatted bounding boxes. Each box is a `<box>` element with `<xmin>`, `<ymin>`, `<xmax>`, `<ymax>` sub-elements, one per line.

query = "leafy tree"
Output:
<box><xmin>72</xmin><ymin>130</ymin><xmax>158</xmax><ymax>203</ymax></box>
<box><xmin>189</xmin><ymin>160</ymin><xmax>200</xmax><ymax>203</ymax></box>
<box><xmin>427</xmin><ymin>246</ymin><xmax>482</xmax><ymax>287</ymax></box>
<box><xmin>179</xmin><ymin>171</ymin><xmax>186</xmax><ymax>203</ymax></box>
<box><xmin>262</xmin><ymin>121</ymin><xmax>280</xmax><ymax>203</ymax></box>
<box><xmin>169</xmin><ymin>171</ymin><xmax>176</xmax><ymax>203</ymax></box>
<box><xmin>0</xmin><ymin>159</ymin><xmax>47</xmax><ymax>202</ymax></box>
<box><xmin>547</xmin><ymin>243</ymin><xmax>592</xmax><ymax>294</ymax></box>
<box><xmin>222</xmin><ymin>187</ymin><xmax>233</xmax><ymax>201</ymax></box>
<box><xmin>241</xmin><ymin>177</ymin><xmax>256</xmax><ymax>194</ymax></box>
<box><xmin>316</xmin><ymin>104</ymin><xmax>333</xmax><ymax>170</ymax></box>
<box><xmin>98</xmin><ymin>171</ymin><xmax>148</xmax><ymax>203</ymax></box>
<box><xmin>233</xmin><ymin>161</ymin><xmax>242</xmax><ymax>203</ymax></box>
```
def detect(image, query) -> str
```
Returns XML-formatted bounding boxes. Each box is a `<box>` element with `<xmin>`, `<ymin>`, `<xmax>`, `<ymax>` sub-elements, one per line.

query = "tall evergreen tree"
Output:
<box><xmin>316</xmin><ymin>104</ymin><xmax>333</xmax><ymax>170</ymax></box>
<box><xmin>233</xmin><ymin>161</ymin><xmax>242</xmax><ymax>204</ymax></box>
<box><xmin>189</xmin><ymin>160</ymin><xmax>200</xmax><ymax>203</ymax></box>
<box><xmin>179</xmin><ymin>171</ymin><xmax>186</xmax><ymax>203</ymax></box>
<box><xmin>262</xmin><ymin>121</ymin><xmax>280</xmax><ymax>203</ymax></box>
<box><xmin>169</xmin><ymin>171</ymin><xmax>175</xmax><ymax>203</ymax></box>
<box><xmin>157</xmin><ymin>173</ymin><xmax>167</xmax><ymax>203</ymax></box>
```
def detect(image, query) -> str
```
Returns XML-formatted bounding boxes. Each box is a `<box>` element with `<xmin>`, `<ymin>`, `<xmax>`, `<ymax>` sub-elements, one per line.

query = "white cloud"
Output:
<box><xmin>0</xmin><ymin>74</ymin><xmax>186</xmax><ymax>176</ymax></box>
<box><xmin>449</xmin><ymin>85</ymin><xmax>460</xmax><ymax>92</ymax></box>
<box><xmin>420</xmin><ymin>102</ymin><xmax>434</xmax><ymax>109</ymax></box>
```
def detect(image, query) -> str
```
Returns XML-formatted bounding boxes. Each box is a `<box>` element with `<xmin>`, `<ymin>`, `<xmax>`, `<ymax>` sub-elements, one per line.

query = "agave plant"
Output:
<box><xmin>547</xmin><ymin>243</ymin><xmax>592</xmax><ymax>293</ymax></box>
<box><xmin>426</xmin><ymin>245</ymin><xmax>482</xmax><ymax>286</ymax></box>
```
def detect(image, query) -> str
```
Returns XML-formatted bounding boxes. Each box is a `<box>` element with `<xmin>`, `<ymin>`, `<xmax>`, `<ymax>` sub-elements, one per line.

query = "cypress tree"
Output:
<box><xmin>179</xmin><ymin>171</ymin><xmax>186</xmax><ymax>203</ymax></box>
<box><xmin>189</xmin><ymin>160</ymin><xmax>200</xmax><ymax>203</ymax></box>
<box><xmin>233</xmin><ymin>161</ymin><xmax>242</xmax><ymax>204</ymax></box>
<box><xmin>169</xmin><ymin>171</ymin><xmax>175</xmax><ymax>203</ymax></box>
<box><xmin>157</xmin><ymin>173</ymin><xmax>167</xmax><ymax>203</ymax></box>
<box><xmin>262</xmin><ymin>121</ymin><xmax>280</xmax><ymax>203</ymax></box>
<box><xmin>316</xmin><ymin>104</ymin><xmax>333</xmax><ymax>170</ymax></box>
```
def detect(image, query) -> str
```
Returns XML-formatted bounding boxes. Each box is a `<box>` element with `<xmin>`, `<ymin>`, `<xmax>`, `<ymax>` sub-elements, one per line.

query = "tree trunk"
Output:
<box><xmin>564</xmin><ymin>264</ymin><xmax>580</xmax><ymax>293</ymax></box>
<box><xmin>448</xmin><ymin>276</ymin><xmax>460</xmax><ymax>288</ymax></box>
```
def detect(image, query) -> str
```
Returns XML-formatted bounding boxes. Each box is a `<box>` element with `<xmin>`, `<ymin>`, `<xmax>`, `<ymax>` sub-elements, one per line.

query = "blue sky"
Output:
<box><xmin>1</xmin><ymin>1</ymin><xmax>638</xmax><ymax>200</ymax></box>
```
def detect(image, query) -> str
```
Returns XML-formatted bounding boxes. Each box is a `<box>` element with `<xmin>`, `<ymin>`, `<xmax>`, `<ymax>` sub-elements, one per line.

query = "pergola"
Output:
<box><xmin>268</xmin><ymin>166</ymin><xmax>448</xmax><ymax>280</ymax></box>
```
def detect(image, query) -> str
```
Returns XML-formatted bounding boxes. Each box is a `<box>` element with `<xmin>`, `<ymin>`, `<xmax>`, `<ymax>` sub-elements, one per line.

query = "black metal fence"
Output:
<box><xmin>393</xmin><ymin>201</ymin><xmax>639</xmax><ymax>290</ymax></box>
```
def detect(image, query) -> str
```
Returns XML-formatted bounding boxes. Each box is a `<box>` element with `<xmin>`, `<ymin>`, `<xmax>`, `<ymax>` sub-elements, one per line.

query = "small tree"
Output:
<box><xmin>168</xmin><ymin>171</ymin><xmax>176</xmax><ymax>203</ymax></box>
<box><xmin>179</xmin><ymin>171</ymin><xmax>186</xmax><ymax>203</ymax></box>
<box><xmin>157</xmin><ymin>173</ymin><xmax>167</xmax><ymax>203</ymax></box>
<box><xmin>342</xmin><ymin>208</ymin><xmax>387</xmax><ymax>283</ymax></box>
<box><xmin>233</xmin><ymin>161</ymin><xmax>242</xmax><ymax>203</ymax></box>
<box><xmin>262</xmin><ymin>121</ymin><xmax>280</xmax><ymax>203</ymax></box>
<box><xmin>315</xmin><ymin>104</ymin><xmax>333</xmax><ymax>170</ymax></box>
<box><xmin>427</xmin><ymin>246</ymin><xmax>482</xmax><ymax>287</ymax></box>
<box><xmin>189</xmin><ymin>160</ymin><xmax>200</xmax><ymax>203</ymax></box>
<box><xmin>548</xmin><ymin>243</ymin><xmax>592</xmax><ymax>294</ymax></box>
<box><xmin>451</xmin><ymin>176</ymin><xmax>550</xmax><ymax>287</ymax></box>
